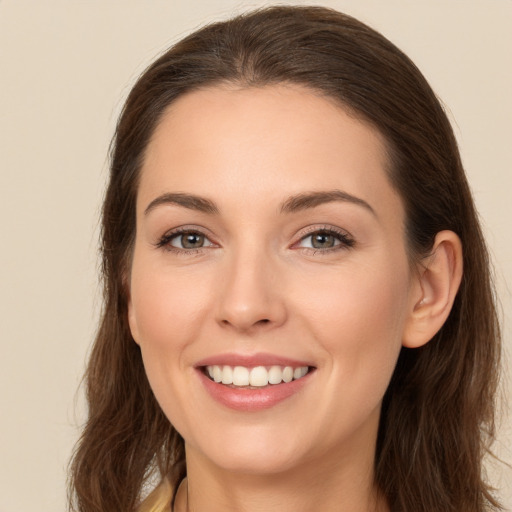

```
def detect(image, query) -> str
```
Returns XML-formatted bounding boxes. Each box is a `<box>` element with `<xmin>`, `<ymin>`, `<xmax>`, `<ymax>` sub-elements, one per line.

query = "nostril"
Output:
<box><xmin>220</xmin><ymin>317</ymin><xmax>271</xmax><ymax>330</ymax></box>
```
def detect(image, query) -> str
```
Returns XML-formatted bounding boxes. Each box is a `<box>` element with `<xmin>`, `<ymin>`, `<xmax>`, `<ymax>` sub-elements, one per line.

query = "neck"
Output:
<box><xmin>175</xmin><ymin>440</ymin><xmax>388</xmax><ymax>512</ymax></box>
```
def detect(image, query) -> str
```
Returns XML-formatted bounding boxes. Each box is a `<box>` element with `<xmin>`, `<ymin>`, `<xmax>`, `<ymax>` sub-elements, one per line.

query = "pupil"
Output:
<box><xmin>313</xmin><ymin>233</ymin><xmax>334</xmax><ymax>248</ymax></box>
<box><xmin>182</xmin><ymin>233</ymin><xmax>203</xmax><ymax>248</ymax></box>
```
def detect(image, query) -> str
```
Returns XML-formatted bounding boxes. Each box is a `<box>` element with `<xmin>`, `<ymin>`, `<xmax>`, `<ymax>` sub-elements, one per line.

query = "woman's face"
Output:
<box><xmin>128</xmin><ymin>85</ymin><xmax>421</xmax><ymax>475</ymax></box>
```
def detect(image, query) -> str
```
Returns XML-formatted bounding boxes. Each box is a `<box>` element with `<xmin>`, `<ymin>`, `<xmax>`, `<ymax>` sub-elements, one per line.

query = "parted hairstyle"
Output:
<box><xmin>69</xmin><ymin>5</ymin><xmax>502</xmax><ymax>512</ymax></box>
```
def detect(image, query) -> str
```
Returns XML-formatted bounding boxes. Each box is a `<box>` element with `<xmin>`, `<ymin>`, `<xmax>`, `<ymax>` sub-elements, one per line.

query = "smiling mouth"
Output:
<box><xmin>203</xmin><ymin>365</ymin><xmax>313</xmax><ymax>388</ymax></box>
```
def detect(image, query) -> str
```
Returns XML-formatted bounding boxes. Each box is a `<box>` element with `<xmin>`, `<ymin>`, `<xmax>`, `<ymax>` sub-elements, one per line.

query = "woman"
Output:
<box><xmin>69</xmin><ymin>6</ymin><xmax>502</xmax><ymax>512</ymax></box>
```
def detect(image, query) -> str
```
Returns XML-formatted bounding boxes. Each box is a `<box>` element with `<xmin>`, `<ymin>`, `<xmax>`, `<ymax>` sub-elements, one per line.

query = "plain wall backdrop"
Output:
<box><xmin>0</xmin><ymin>1</ymin><xmax>510</xmax><ymax>510</ymax></box>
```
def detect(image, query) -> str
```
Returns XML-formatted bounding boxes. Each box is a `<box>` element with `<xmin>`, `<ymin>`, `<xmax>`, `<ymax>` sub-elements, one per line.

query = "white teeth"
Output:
<box><xmin>268</xmin><ymin>365</ymin><xmax>283</xmax><ymax>385</ymax></box>
<box><xmin>249</xmin><ymin>366</ymin><xmax>268</xmax><ymax>387</ymax></box>
<box><xmin>282</xmin><ymin>366</ymin><xmax>293</xmax><ymax>383</ymax></box>
<box><xmin>212</xmin><ymin>365</ymin><xmax>222</xmax><ymax>383</ymax></box>
<box><xmin>221</xmin><ymin>365</ymin><xmax>233</xmax><ymax>385</ymax></box>
<box><xmin>205</xmin><ymin>364</ymin><xmax>310</xmax><ymax>387</ymax></box>
<box><xmin>232</xmin><ymin>366</ymin><xmax>250</xmax><ymax>386</ymax></box>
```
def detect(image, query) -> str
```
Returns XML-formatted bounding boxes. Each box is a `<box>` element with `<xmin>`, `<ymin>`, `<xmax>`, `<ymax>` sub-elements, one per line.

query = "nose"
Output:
<box><xmin>215</xmin><ymin>247</ymin><xmax>287</xmax><ymax>333</ymax></box>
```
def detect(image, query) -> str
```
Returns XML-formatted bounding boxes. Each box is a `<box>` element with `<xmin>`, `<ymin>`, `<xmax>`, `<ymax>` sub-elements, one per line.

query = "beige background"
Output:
<box><xmin>0</xmin><ymin>0</ymin><xmax>510</xmax><ymax>510</ymax></box>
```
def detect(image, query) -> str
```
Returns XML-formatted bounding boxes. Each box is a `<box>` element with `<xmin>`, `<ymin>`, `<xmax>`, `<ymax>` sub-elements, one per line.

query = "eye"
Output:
<box><xmin>300</xmin><ymin>232</ymin><xmax>339</xmax><ymax>249</ymax></box>
<box><xmin>157</xmin><ymin>229</ymin><xmax>215</xmax><ymax>252</ymax></box>
<box><xmin>170</xmin><ymin>231</ymin><xmax>211</xmax><ymax>249</ymax></box>
<box><xmin>296</xmin><ymin>228</ymin><xmax>354</xmax><ymax>251</ymax></box>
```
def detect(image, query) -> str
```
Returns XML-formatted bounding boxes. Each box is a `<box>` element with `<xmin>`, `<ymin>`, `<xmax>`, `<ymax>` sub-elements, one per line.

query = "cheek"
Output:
<box><xmin>301</xmin><ymin>259</ymin><xmax>408</xmax><ymax>336</ymax></box>
<box><xmin>295</xmin><ymin>258</ymin><xmax>410</xmax><ymax>400</ymax></box>
<box><xmin>129</xmin><ymin>262</ymin><xmax>212</xmax><ymax>353</ymax></box>
<box><xmin>128</xmin><ymin>258</ymin><xmax>215</xmax><ymax>431</ymax></box>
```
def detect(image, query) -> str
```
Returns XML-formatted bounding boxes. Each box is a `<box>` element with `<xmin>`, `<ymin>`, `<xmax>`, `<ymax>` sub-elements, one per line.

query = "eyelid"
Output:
<box><xmin>155</xmin><ymin>225</ymin><xmax>218</xmax><ymax>253</ymax></box>
<box><xmin>169</xmin><ymin>232</ymin><xmax>215</xmax><ymax>249</ymax></box>
<box><xmin>291</xmin><ymin>225</ymin><xmax>355</xmax><ymax>251</ymax></box>
<box><xmin>154</xmin><ymin>224</ymin><xmax>355</xmax><ymax>255</ymax></box>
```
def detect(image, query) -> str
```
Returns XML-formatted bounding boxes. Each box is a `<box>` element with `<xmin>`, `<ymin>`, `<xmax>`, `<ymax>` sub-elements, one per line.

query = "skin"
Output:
<box><xmin>128</xmin><ymin>84</ymin><xmax>462</xmax><ymax>512</ymax></box>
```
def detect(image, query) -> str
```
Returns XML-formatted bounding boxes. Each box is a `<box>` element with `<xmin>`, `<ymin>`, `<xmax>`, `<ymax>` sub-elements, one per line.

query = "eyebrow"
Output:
<box><xmin>280</xmin><ymin>190</ymin><xmax>376</xmax><ymax>216</ymax></box>
<box><xmin>144</xmin><ymin>189</ymin><xmax>375</xmax><ymax>217</ymax></box>
<box><xmin>144</xmin><ymin>192</ymin><xmax>219</xmax><ymax>216</ymax></box>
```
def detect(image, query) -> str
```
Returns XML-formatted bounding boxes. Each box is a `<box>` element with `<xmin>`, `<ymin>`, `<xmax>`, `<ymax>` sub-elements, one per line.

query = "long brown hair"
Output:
<box><xmin>69</xmin><ymin>6</ymin><xmax>502</xmax><ymax>511</ymax></box>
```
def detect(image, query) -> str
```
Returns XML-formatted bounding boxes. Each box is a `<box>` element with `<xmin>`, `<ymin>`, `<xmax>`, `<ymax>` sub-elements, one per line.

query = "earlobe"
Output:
<box><xmin>127</xmin><ymin>298</ymin><xmax>141</xmax><ymax>346</ymax></box>
<box><xmin>402</xmin><ymin>230</ymin><xmax>463</xmax><ymax>349</ymax></box>
<box><xmin>125</xmin><ymin>277</ymin><xmax>141</xmax><ymax>346</ymax></box>
<box><xmin>121</xmin><ymin>262</ymin><xmax>141</xmax><ymax>346</ymax></box>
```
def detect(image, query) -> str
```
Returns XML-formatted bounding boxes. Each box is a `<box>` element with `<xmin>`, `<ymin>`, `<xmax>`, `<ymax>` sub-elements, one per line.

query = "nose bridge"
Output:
<box><xmin>216</xmin><ymin>236</ymin><xmax>286</xmax><ymax>332</ymax></box>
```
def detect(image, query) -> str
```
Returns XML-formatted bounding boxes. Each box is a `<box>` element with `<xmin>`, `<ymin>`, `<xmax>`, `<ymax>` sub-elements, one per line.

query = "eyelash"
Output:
<box><xmin>155</xmin><ymin>226</ymin><xmax>214</xmax><ymax>256</ymax></box>
<box><xmin>156</xmin><ymin>225</ymin><xmax>355</xmax><ymax>256</ymax></box>
<box><xmin>294</xmin><ymin>226</ymin><xmax>355</xmax><ymax>254</ymax></box>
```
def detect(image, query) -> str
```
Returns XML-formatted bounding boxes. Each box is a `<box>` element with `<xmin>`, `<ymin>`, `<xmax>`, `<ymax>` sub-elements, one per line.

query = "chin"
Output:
<box><xmin>187</xmin><ymin>423</ymin><xmax>311</xmax><ymax>476</ymax></box>
<box><xmin>207</xmin><ymin>448</ymin><xmax>302</xmax><ymax>476</ymax></box>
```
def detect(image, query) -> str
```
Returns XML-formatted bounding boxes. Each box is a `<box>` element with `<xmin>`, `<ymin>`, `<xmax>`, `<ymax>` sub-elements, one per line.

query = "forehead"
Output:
<box><xmin>139</xmin><ymin>84</ymin><xmax>401</xmax><ymax>222</ymax></box>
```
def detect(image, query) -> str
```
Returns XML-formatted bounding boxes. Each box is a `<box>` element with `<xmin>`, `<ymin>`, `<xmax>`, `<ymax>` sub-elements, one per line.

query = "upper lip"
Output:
<box><xmin>195</xmin><ymin>352</ymin><xmax>315</xmax><ymax>368</ymax></box>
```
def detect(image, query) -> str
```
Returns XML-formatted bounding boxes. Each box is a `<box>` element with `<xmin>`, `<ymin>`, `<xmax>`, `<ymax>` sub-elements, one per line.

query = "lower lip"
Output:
<box><xmin>198</xmin><ymin>369</ymin><xmax>313</xmax><ymax>412</ymax></box>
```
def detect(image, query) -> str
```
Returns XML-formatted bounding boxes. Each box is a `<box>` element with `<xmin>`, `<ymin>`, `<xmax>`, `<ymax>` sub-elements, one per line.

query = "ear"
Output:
<box><xmin>402</xmin><ymin>230</ymin><xmax>463</xmax><ymax>349</ymax></box>
<box><xmin>125</xmin><ymin>273</ymin><xmax>141</xmax><ymax>346</ymax></box>
<box><xmin>127</xmin><ymin>296</ymin><xmax>141</xmax><ymax>346</ymax></box>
